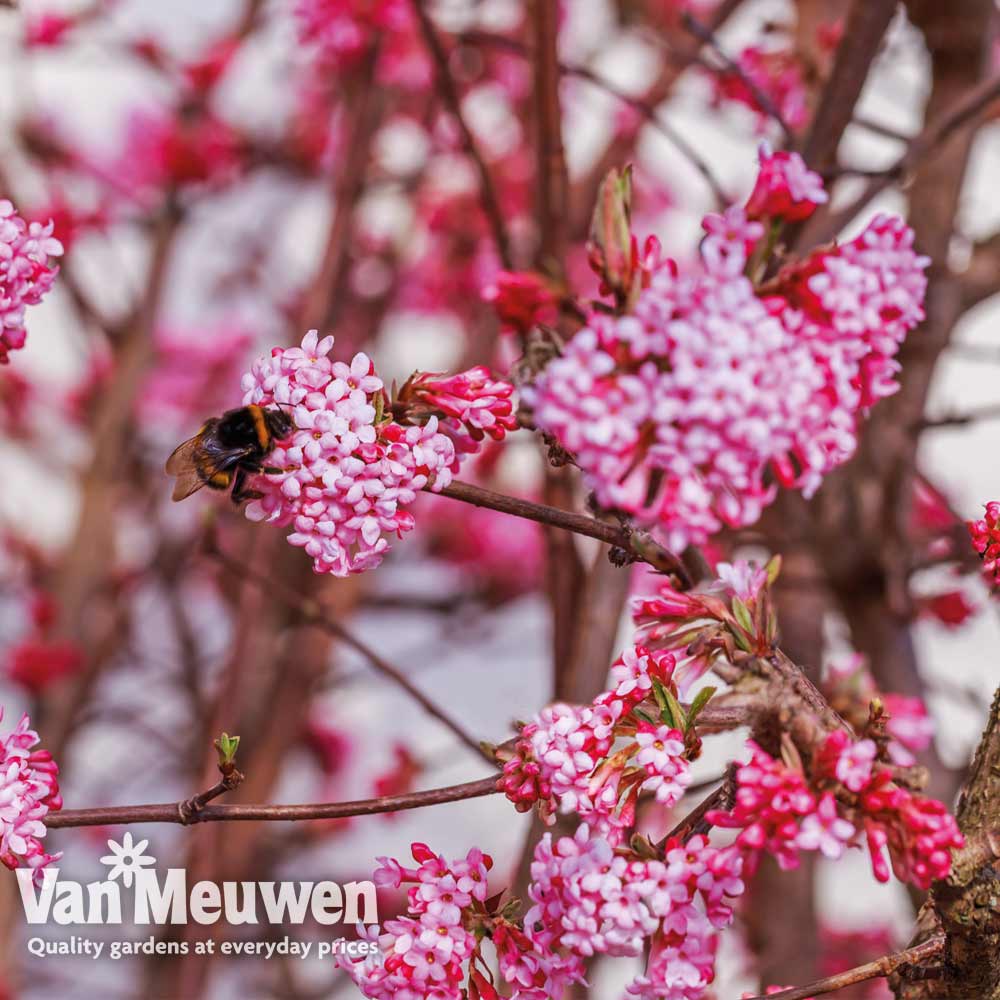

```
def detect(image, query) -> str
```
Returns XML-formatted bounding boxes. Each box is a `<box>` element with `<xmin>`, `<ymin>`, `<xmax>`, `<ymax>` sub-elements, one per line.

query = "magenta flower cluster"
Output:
<box><xmin>707</xmin><ymin>731</ymin><xmax>963</xmax><ymax>891</ymax></box>
<box><xmin>968</xmin><ymin>500</ymin><xmax>1000</xmax><ymax>586</ymax></box>
<box><xmin>241</xmin><ymin>330</ymin><xmax>515</xmax><ymax>575</ymax></box>
<box><xmin>498</xmin><ymin>645</ymin><xmax>690</xmax><ymax>829</ymax></box>
<box><xmin>341</xmin><ymin>842</ymin><xmax>493</xmax><ymax>998</ymax></box>
<box><xmin>0</xmin><ymin>200</ymin><xmax>63</xmax><ymax>364</ymax></box>
<box><xmin>0</xmin><ymin>711</ymin><xmax>62</xmax><ymax>880</ymax></box>
<box><xmin>514</xmin><ymin>826</ymin><xmax>743</xmax><ymax>1000</ymax></box>
<box><xmin>345</xmin><ymin>828</ymin><xmax>744</xmax><ymax>1000</ymax></box>
<box><xmin>528</xmin><ymin>149</ymin><xmax>927</xmax><ymax>548</ymax></box>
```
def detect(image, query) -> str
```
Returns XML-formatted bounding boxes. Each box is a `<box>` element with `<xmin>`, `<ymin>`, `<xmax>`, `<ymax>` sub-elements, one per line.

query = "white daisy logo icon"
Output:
<box><xmin>99</xmin><ymin>833</ymin><xmax>156</xmax><ymax>888</ymax></box>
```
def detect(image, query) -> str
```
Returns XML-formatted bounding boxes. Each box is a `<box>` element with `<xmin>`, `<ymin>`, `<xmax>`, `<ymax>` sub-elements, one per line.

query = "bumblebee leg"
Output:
<box><xmin>230</xmin><ymin>467</ymin><xmax>263</xmax><ymax>504</ymax></box>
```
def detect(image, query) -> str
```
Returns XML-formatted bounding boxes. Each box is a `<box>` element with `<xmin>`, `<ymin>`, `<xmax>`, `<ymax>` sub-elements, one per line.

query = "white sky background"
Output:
<box><xmin>2</xmin><ymin>0</ymin><xmax>1000</xmax><ymax>996</ymax></box>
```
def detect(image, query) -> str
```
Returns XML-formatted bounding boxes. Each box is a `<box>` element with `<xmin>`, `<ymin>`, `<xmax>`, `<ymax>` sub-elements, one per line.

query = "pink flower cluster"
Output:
<box><xmin>528</xmin><ymin>150</ymin><xmax>926</xmax><ymax>547</ymax></box>
<box><xmin>108</xmin><ymin>106</ymin><xmax>242</xmax><ymax>201</ymax></box>
<box><xmin>709</xmin><ymin>732</ymin><xmax>962</xmax><ymax>890</ymax></box>
<box><xmin>881</xmin><ymin>694</ymin><xmax>934</xmax><ymax>767</ymax></box>
<box><xmin>632</xmin><ymin>559</ymin><xmax>775</xmax><ymax>693</ymax></box>
<box><xmin>512</xmin><ymin>825</ymin><xmax>743</xmax><ymax>1000</ymax></box>
<box><xmin>483</xmin><ymin>271</ymin><xmax>558</xmax><ymax>335</ymax></box>
<box><xmin>396</xmin><ymin>367</ymin><xmax>517</xmax><ymax>457</ymax></box>
<box><xmin>0</xmin><ymin>200</ymin><xmax>63</xmax><ymax>364</ymax></box>
<box><xmin>854</xmin><ymin>766</ymin><xmax>964</xmax><ymax>890</ymax></box>
<box><xmin>241</xmin><ymin>330</ymin><xmax>515</xmax><ymax>575</ymax></box>
<box><xmin>0</xmin><ymin>711</ymin><xmax>61</xmax><ymax>879</ymax></box>
<box><xmin>710</xmin><ymin>47</ymin><xmax>809</xmax><ymax>132</ymax></box>
<box><xmin>294</xmin><ymin>0</ymin><xmax>428</xmax><ymax>88</ymax></box>
<box><xmin>822</xmin><ymin>653</ymin><xmax>935</xmax><ymax>766</ymax></box>
<box><xmin>968</xmin><ymin>501</ymin><xmax>1000</xmax><ymax>586</ymax></box>
<box><xmin>707</xmin><ymin>742</ymin><xmax>854</xmax><ymax>871</ymax></box>
<box><xmin>498</xmin><ymin>645</ymin><xmax>691</xmax><ymax>828</ymax></box>
<box><xmin>340</xmin><ymin>842</ymin><xmax>491</xmax><ymax>998</ymax></box>
<box><xmin>745</xmin><ymin>148</ymin><xmax>827</xmax><ymax>222</ymax></box>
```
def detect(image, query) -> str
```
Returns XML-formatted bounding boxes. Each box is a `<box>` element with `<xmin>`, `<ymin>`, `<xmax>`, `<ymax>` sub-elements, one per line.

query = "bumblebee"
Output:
<box><xmin>165</xmin><ymin>404</ymin><xmax>295</xmax><ymax>503</ymax></box>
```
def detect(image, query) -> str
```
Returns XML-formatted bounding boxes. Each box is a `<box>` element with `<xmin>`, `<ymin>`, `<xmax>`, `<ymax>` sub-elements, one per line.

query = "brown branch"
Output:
<box><xmin>46</xmin><ymin>775</ymin><xmax>500</xmax><ymax>829</ymax></box>
<box><xmin>916</xmin><ymin>403</ymin><xmax>1000</xmax><ymax>430</ymax></box>
<box><xmin>658</xmin><ymin>765</ymin><xmax>736</xmax><ymax>846</ymax></box>
<box><xmin>908</xmin><ymin>682</ymin><xmax>1000</xmax><ymax>998</ymax></box>
<box><xmin>211</xmin><ymin>545</ymin><xmax>495</xmax><ymax>762</ymax></box>
<box><xmin>299</xmin><ymin>44</ymin><xmax>382</xmax><ymax>333</ymax></box>
<box><xmin>434</xmin><ymin>479</ymin><xmax>692</xmax><ymax>588</ymax></box>
<box><xmin>531</xmin><ymin>0</ymin><xmax>569</xmax><ymax>276</ymax></box>
<box><xmin>798</xmin><ymin>0</ymin><xmax>898</xmax><ymax>173</ymax></box>
<box><xmin>851</xmin><ymin>113</ymin><xmax>913</xmax><ymax>143</ymax></box>
<box><xmin>176</xmin><ymin>765</ymin><xmax>245</xmax><ymax>823</ymax></box>
<box><xmin>461</xmin><ymin>30</ymin><xmax>729</xmax><ymax>207</ymax></box>
<box><xmin>746</xmin><ymin>936</ymin><xmax>945</xmax><ymax>1000</ymax></box>
<box><xmin>808</xmin><ymin>69</ymin><xmax>1000</xmax><ymax>245</ymax></box>
<box><xmin>412</xmin><ymin>1</ymin><xmax>514</xmax><ymax>269</ymax></box>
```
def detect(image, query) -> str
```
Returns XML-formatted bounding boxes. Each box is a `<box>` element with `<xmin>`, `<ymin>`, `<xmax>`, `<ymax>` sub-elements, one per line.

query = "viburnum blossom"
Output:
<box><xmin>527</xmin><ymin>154</ymin><xmax>926</xmax><ymax>548</ymax></box>
<box><xmin>0</xmin><ymin>711</ymin><xmax>61</xmax><ymax>880</ymax></box>
<box><xmin>767</xmin><ymin>212</ymin><xmax>929</xmax><ymax>413</ymax></box>
<box><xmin>707</xmin><ymin>741</ymin><xmax>829</xmax><ymax>871</ymax></box>
<box><xmin>0</xmin><ymin>200</ymin><xmax>63</xmax><ymax>364</ymax></box>
<box><xmin>709</xmin><ymin>732</ymin><xmax>962</xmax><ymax>890</ymax></box>
<box><xmin>23</xmin><ymin>12</ymin><xmax>76</xmax><ymax>48</ymax></box>
<box><xmin>881</xmin><ymin>694</ymin><xmax>934</xmax><ymax>767</ymax></box>
<box><xmin>497</xmin><ymin>644</ymin><xmax>691</xmax><ymax>827</ymax></box>
<box><xmin>818</xmin><ymin>730</ymin><xmax>876</xmax><ymax>793</ymax></box>
<box><xmin>632</xmin><ymin>558</ymin><xmax>778</xmax><ymax>692</ymax></box>
<box><xmin>371</xmin><ymin>744</ymin><xmax>421</xmax><ymax>807</ymax></box>
<box><xmin>107</xmin><ymin>106</ymin><xmax>243</xmax><ymax>200</ymax></box>
<box><xmin>710</xmin><ymin>46</ymin><xmax>809</xmax><ymax>133</ymax></box>
<box><xmin>394</xmin><ymin>367</ymin><xmax>517</xmax><ymax>456</ymax></box>
<box><xmin>918</xmin><ymin>589</ymin><xmax>977</xmax><ymax>628</ymax></box>
<box><xmin>6</xmin><ymin>638</ymin><xmax>82</xmax><ymax>693</ymax></box>
<box><xmin>483</xmin><ymin>271</ymin><xmax>558</xmax><ymax>335</ymax></box>
<box><xmin>518</xmin><ymin>825</ymin><xmax>743</xmax><ymax>1000</ymax></box>
<box><xmin>855</xmin><ymin>768</ymin><xmax>963</xmax><ymax>890</ymax></box>
<box><xmin>240</xmin><ymin>330</ymin><xmax>513</xmax><ymax>575</ymax></box>
<box><xmin>745</xmin><ymin>147</ymin><xmax>827</xmax><ymax>223</ymax></box>
<box><xmin>968</xmin><ymin>501</ymin><xmax>1000</xmax><ymax>585</ymax></box>
<box><xmin>340</xmin><ymin>842</ymin><xmax>491</xmax><ymax>998</ymax></box>
<box><xmin>294</xmin><ymin>0</ymin><xmax>429</xmax><ymax>88</ymax></box>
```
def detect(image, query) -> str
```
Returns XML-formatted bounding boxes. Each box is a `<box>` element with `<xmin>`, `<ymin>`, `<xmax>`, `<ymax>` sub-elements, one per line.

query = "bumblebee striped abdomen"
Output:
<box><xmin>165</xmin><ymin>405</ymin><xmax>295</xmax><ymax>504</ymax></box>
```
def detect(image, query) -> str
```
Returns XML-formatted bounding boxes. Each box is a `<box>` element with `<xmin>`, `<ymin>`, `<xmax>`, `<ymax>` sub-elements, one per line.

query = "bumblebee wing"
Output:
<box><xmin>165</xmin><ymin>437</ymin><xmax>209</xmax><ymax>501</ymax></box>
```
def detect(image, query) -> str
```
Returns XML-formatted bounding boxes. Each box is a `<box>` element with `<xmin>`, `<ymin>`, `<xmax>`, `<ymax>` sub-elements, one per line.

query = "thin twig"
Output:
<box><xmin>851</xmin><ymin>113</ymin><xmax>912</xmax><ymax>143</ymax></box>
<box><xmin>435</xmin><ymin>479</ymin><xmax>692</xmax><ymax>588</ymax></box>
<box><xmin>47</xmin><ymin>775</ymin><xmax>500</xmax><ymax>829</ymax></box>
<box><xmin>681</xmin><ymin>12</ymin><xmax>794</xmax><ymax>143</ymax></box>
<box><xmin>211</xmin><ymin>545</ymin><xmax>494</xmax><ymax>762</ymax></box>
<box><xmin>176</xmin><ymin>766</ymin><xmax>245</xmax><ymax>823</ymax></box>
<box><xmin>460</xmin><ymin>30</ymin><xmax>729</xmax><ymax>207</ymax></box>
<box><xmin>743</xmin><ymin>935</ymin><xmax>945</xmax><ymax>1000</ymax></box>
<box><xmin>916</xmin><ymin>403</ymin><xmax>1000</xmax><ymax>430</ymax></box>
<box><xmin>299</xmin><ymin>43</ymin><xmax>382</xmax><ymax>332</ymax></box>
<box><xmin>412</xmin><ymin>1</ymin><xmax>514</xmax><ymax>269</ymax></box>
<box><xmin>657</xmin><ymin>765</ymin><xmax>736</xmax><ymax>846</ymax></box>
<box><xmin>812</xmin><ymin>70</ymin><xmax>1000</xmax><ymax>243</ymax></box>
<box><xmin>799</xmin><ymin>0</ymin><xmax>898</xmax><ymax>172</ymax></box>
